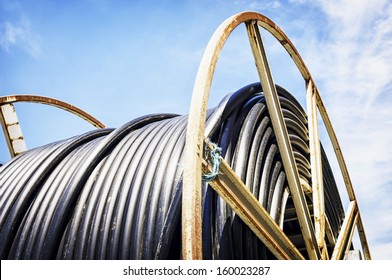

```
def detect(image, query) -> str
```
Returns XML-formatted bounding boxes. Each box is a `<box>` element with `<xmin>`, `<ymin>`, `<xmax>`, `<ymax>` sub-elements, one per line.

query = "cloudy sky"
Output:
<box><xmin>1</xmin><ymin>0</ymin><xmax>391</xmax><ymax>260</ymax></box>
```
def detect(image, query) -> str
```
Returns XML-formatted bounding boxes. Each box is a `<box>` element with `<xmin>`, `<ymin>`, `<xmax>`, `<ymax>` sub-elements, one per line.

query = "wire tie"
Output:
<box><xmin>202</xmin><ymin>142</ymin><xmax>222</xmax><ymax>182</ymax></box>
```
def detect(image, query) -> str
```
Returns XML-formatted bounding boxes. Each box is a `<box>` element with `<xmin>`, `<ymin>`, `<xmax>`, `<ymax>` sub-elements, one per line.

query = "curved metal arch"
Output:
<box><xmin>182</xmin><ymin>11</ymin><xmax>370</xmax><ymax>260</ymax></box>
<box><xmin>0</xmin><ymin>95</ymin><xmax>105</xmax><ymax>129</ymax></box>
<box><xmin>0</xmin><ymin>94</ymin><xmax>105</xmax><ymax>158</ymax></box>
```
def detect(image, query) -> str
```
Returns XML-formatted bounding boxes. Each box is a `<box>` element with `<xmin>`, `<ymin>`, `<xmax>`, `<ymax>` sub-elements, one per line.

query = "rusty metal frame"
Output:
<box><xmin>0</xmin><ymin>95</ymin><xmax>105</xmax><ymax>157</ymax></box>
<box><xmin>182</xmin><ymin>11</ymin><xmax>371</xmax><ymax>260</ymax></box>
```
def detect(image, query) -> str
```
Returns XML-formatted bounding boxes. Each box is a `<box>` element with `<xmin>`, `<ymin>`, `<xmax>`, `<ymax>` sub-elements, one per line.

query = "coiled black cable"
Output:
<box><xmin>0</xmin><ymin>82</ymin><xmax>344</xmax><ymax>259</ymax></box>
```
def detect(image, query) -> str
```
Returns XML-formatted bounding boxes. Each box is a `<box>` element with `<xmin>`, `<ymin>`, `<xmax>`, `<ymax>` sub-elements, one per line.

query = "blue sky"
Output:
<box><xmin>1</xmin><ymin>0</ymin><xmax>391</xmax><ymax>260</ymax></box>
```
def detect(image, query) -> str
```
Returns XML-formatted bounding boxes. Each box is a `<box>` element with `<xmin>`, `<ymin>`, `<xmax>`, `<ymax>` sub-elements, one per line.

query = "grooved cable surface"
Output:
<box><xmin>0</xmin><ymin>83</ymin><xmax>344</xmax><ymax>259</ymax></box>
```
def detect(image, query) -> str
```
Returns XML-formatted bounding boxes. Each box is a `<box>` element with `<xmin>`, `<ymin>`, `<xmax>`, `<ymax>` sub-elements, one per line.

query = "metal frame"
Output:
<box><xmin>182</xmin><ymin>11</ymin><xmax>371</xmax><ymax>260</ymax></box>
<box><xmin>0</xmin><ymin>95</ymin><xmax>105</xmax><ymax>158</ymax></box>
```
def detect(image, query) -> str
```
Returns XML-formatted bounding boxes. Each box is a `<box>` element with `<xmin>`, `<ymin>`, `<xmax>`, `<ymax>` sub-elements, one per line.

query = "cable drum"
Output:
<box><xmin>0</xmin><ymin>82</ymin><xmax>344</xmax><ymax>259</ymax></box>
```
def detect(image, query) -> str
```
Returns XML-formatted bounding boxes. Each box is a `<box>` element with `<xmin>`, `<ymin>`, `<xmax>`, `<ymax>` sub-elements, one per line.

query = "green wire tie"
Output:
<box><xmin>202</xmin><ymin>142</ymin><xmax>222</xmax><ymax>182</ymax></box>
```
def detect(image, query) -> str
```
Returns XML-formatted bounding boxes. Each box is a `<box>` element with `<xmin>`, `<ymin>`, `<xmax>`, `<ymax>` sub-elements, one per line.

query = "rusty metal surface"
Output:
<box><xmin>0</xmin><ymin>103</ymin><xmax>28</xmax><ymax>157</ymax></box>
<box><xmin>0</xmin><ymin>94</ymin><xmax>105</xmax><ymax>158</ymax></box>
<box><xmin>0</xmin><ymin>95</ymin><xmax>105</xmax><ymax>129</ymax></box>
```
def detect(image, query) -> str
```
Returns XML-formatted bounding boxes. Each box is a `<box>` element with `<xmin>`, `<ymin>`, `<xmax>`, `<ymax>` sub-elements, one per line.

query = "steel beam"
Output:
<box><xmin>306</xmin><ymin>80</ymin><xmax>328</xmax><ymax>259</ymax></box>
<box><xmin>331</xmin><ymin>201</ymin><xmax>358</xmax><ymax>260</ymax></box>
<box><xmin>315</xmin><ymin>92</ymin><xmax>371</xmax><ymax>260</ymax></box>
<box><xmin>325</xmin><ymin>216</ymin><xmax>336</xmax><ymax>247</ymax></box>
<box><xmin>203</xmin><ymin>141</ymin><xmax>304</xmax><ymax>260</ymax></box>
<box><xmin>0</xmin><ymin>103</ymin><xmax>27</xmax><ymax>157</ymax></box>
<box><xmin>245</xmin><ymin>20</ymin><xmax>320</xmax><ymax>260</ymax></box>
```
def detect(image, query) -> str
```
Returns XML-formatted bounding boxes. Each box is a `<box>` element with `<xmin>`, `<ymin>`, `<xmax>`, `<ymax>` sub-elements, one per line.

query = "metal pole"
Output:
<box><xmin>245</xmin><ymin>21</ymin><xmax>320</xmax><ymax>260</ymax></box>
<box><xmin>306</xmin><ymin>80</ymin><xmax>328</xmax><ymax>259</ymax></box>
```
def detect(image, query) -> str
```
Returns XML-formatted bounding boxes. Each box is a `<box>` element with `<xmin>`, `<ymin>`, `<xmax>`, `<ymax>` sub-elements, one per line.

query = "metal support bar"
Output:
<box><xmin>0</xmin><ymin>103</ymin><xmax>27</xmax><ymax>157</ymax></box>
<box><xmin>325</xmin><ymin>216</ymin><xmax>336</xmax><ymax>247</ymax></box>
<box><xmin>355</xmin><ymin>212</ymin><xmax>370</xmax><ymax>259</ymax></box>
<box><xmin>182</xmin><ymin>12</ymin><xmax>259</xmax><ymax>260</ymax></box>
<box><xmin>331</xmin><ymin>201</ymin><xmax>358</xmax><ymax>260</ymax></box>
<box><xmin>245</xmin><ymin>21</ymin><xmax>320</xmax><ymax>260</ymax></box>
<box><xmin>306</xmin><ymin>80</ymin><xmax>327</xmax><ymax>259</ymax></box>
<box><xmin>315</xmin><ymin>92</ymin><xmax>371</xmax><ymax>260</ymax></box>
<box><xmin>203</xmin><ymin>141</ymin><xmax>305</xmax><ymax>260</ymax></box>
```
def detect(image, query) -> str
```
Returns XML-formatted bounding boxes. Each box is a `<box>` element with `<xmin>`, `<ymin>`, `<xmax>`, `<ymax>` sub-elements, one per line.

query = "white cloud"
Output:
<box><xmin>371</xmin><ymin>241</ymin><xmax>392</xmax><ymax>260</ymax></box>
<box><xmin>234</xmin><ymin>0</ymin><xmax>282</xmax><ymax>10</ymax></box>
<box><xmin>0</xmin><ymin>16</ymin><xmax>42</xmax><ymax>58</ymax></box>
<box><xmin>292</xmin><ymin>0</ymin><xmax>392</xmax><ymax>259</ymax></box>
<box><xmin>318</xmin><ymin>0</ymin><xmax>387</xmax><ymax>39</ymax></box>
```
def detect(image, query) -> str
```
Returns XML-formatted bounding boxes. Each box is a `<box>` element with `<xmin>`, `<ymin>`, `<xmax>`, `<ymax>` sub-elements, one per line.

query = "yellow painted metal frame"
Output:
<box><xmin>0</xmin><ymin>95</ymin><xmax>105</xmax><ymax>157</ymax></box>
<box><xmin>182</xmin><ymin>11</ymin><xmax>371</xmax><ymax>260</ymax></box>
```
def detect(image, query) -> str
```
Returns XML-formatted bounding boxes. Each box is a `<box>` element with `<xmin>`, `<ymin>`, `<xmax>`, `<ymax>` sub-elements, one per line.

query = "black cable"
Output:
<box><xmin>0</xmin><ymin>83</ymin><xmax>345</xmax><ymax>260</ymax></box>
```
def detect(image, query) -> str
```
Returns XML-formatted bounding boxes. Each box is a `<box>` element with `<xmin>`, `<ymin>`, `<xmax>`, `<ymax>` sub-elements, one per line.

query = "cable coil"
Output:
<box><xmin>0</xmin><ymin>82</ymin><xmax>344</xmax><ymax>259</ymax></box>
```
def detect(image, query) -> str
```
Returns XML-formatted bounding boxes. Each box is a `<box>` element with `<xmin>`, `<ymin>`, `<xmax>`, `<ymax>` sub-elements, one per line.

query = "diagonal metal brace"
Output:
<box><xmin>202</xmin><ymin>140</ymin><xmax>305</xmax><ymax>260</ymax></box>
<box><xmin>246</xmin><ymin>20</ymin><xmax>321</xmax><ymax>259</ymax></box>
